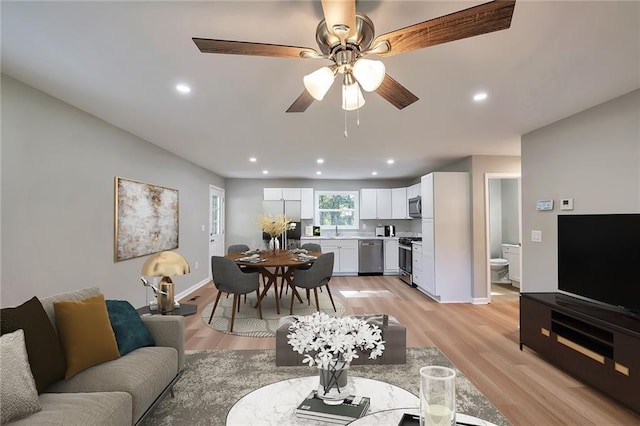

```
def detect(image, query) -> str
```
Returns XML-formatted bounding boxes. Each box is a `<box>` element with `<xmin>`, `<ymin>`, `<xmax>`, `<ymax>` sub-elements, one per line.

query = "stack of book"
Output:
<box><xmin>295</xmin><ymin>390</ymin><xmax>370</xmax><ymax>424</ymax></box>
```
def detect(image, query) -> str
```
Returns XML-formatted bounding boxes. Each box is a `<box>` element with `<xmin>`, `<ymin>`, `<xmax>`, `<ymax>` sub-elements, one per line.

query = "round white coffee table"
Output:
<box><xmin>226</xmin><ymin>376</ymin><xmax>419</xmax><ymax>425</ymax></box>
<box><xmin>349</xmin><ymin>407</ymin><xmax>498</xmax><ymax>426</ymax></box>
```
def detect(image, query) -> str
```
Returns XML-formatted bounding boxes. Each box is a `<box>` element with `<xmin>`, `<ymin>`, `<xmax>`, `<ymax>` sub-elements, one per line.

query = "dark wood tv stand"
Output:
<box><xmin>520</xmin><ymin>293</ymin><xmax>640</xmax><ymax>413</ymax></box>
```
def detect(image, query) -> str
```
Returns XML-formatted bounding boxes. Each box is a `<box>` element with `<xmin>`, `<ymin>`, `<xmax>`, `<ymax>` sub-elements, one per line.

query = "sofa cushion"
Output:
<box><xmin>0</xmin><ymin>329</ymin><xmax>42</xmax><ymax>424</ymax></box>
<box><xmin>54</xmin><ymin>294</ymin><xmax>120</xmax><ymax>378</ymax></box>
<box><xmin>106</xmin><ymin>300</ymin><xmax>155</xmax><ymax>356</ymax></box>
<box><xmin>9</xmin><ymin>392</ymin><xmax>132</xmax><ymax>426</ymax></box>
<box><xmin>0</xmin><ymin>297</ymin><xmax>66</xmax><ymax>393</ymax></box>
<box><xmin>46</xmin><ymin>346</ymin><xmax>178</xmax><ymax>423</ymax></box>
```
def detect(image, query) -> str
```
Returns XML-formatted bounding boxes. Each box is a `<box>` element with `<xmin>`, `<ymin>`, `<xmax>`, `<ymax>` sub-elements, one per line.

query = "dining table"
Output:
<box><xmin>226</xmin><ymin>249</ymin><xmax>321</xmax><ymax>314</ymax></box>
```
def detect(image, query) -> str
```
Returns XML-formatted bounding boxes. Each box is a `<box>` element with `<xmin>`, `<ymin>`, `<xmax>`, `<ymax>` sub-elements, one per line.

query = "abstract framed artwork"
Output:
<box><xmin>114</xmin><ymin>177</ymin><xmax>179</xmax><ymax>262</ymax></box>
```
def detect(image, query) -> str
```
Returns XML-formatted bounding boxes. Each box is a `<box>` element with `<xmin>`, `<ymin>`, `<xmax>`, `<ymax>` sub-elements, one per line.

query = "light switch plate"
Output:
<box><xmin>531</xmin><ymin>230</ymin><xmax>542</xmax><ymax>242</ymax></box>
<box><xmin>536</xmin><ymin>199</ymin><xmax>554</xmax><ymax>211</ymax></box>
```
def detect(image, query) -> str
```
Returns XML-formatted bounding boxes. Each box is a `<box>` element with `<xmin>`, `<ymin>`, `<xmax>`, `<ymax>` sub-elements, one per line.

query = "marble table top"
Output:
<box><xmin>349</xmin><ymin>407</ymin><xmax>497</xmax><ymax>426</ymax></box>
<box><xmin>226</xmin><ymin>375</ymin><xmax>419</xmax><ymax>425</ymax></box>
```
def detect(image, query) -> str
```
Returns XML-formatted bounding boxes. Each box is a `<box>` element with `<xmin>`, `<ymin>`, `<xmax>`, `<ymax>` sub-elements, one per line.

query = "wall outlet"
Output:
<box><xmin>531</xmin><ymin>230</ymin><xmax>542</xmax><ymax>242</ymax></box>
<box><xmin>362</xmin><ymin>223</ymin><xmax>366</xmax><ymax>229</ymax></box>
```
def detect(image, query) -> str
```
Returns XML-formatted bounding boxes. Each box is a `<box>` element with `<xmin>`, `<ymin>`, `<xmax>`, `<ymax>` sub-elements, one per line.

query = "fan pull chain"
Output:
<box><xmin>344</xmin><ymin>108</ymin><xmax>348</xmax><ymax>138</ymax></box>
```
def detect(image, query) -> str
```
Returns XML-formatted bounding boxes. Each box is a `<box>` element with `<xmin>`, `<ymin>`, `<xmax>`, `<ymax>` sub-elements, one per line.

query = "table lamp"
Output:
<box><xmin>141</xmin><ymin>251</ymin><xmax>190</xmax><ymax>313</ymax></box>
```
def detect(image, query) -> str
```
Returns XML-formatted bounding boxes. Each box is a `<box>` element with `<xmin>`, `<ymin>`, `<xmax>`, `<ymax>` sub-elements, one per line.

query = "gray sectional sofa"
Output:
<box><xmin>7</xmin><ymin>287</ymin><xmax>184</xmax><ymax>425</ymax></box>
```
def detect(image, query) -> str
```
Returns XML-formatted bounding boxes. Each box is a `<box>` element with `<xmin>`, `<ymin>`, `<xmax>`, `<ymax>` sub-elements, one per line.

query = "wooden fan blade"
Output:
<box><xmin>372</xmin><ymin>0</ymin><xmax>516</xmax><ymax>58</ymax></box>
<box><xmin>286</xmin><ymin>90</ymin><xmax>315</xmax><ymax>113</ymax></box>
<box><xmin>321</xmin><ymin>0</ymin><xmax>356</xmax><ymax>38</ymax></box>
<box><xmin>375</xmin><ymin>74</ymin><xmax>419</xmax><ymax>110</ymax></box>
<box><xmin>193</xmin><ymin>38</ymin><xmax>319</xmax><ymax>59</ymax></box>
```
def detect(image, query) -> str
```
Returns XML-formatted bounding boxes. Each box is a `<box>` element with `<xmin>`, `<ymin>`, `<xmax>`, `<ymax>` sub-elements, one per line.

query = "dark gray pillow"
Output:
<box><xmin>0</xmin><ymin>297</ymin><xmax>66</xmax><ymax>393</ymax></box>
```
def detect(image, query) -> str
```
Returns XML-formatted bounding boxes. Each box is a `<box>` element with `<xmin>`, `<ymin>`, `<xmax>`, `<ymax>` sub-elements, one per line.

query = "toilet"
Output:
<box><xmin>490</xmin><ymin>257</ymin><xmax>510</xmax><ymax>284</ymax></box>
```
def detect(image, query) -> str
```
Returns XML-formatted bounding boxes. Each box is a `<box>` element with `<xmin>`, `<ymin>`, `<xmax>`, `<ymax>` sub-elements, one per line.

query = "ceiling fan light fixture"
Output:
<box><xmin>342</xmin><ymin>78</ymin><xmax>365</xmax><ymax>111</ymax></box>
<box><xmin>303</xmin><ymin>67</ymin><xmax>335</xmax><ymax>101</ymax></box>
<box><xmin>352</xmin><ymin>58</ymin><xmax>386</xmax><ymax>92</ymax></box>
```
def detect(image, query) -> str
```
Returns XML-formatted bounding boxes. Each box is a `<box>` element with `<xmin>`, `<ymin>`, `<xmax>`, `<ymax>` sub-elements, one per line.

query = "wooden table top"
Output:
<box><xmin>225</xmin><ymin>249</ymin><xmax>321</xmax><ymax>268</ymax></box>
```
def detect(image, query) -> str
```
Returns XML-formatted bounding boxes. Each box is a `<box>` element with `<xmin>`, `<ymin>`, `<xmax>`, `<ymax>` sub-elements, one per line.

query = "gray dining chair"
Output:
<box><xmin>300</xmin><ymin>243</ymin><xmax>321</xmax><ymax>253</ymax></box>
<box><xmin>210</xmin><ymin>256</ymin><xmax>262</xmax><ymax>332</ymax></box>
<box><xmin>289</xmin><ymin>252</ymin><xmax>336</xmax><ymax>315</ymax></box>
<box><xmin>228</xmin><ymin>244</ymin><xmax>250</xmax><ymax>254</ymax></box>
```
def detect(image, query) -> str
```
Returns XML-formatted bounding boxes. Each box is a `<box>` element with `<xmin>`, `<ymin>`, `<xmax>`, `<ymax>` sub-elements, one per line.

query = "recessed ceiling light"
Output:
<box><xmin>371</xmin><ymin>171</ymin><xmax>378</xmax><ymax>176</ymax></box>
<box><xmin>262</xmin><ymin>170</ymin><xmax>269</xmax><ymax>175</ymax></box>
<box><xmin>317</xmin><ymin>158</ymin><xmax>324</xmax><ymax>164</ymax></box>
<box><xmin>387</xmin><ymin>159</ymin><xmax>395</xmax><ymax>165</ymax></box>
<box><xmin>473</xmin><ymin>92</ymin><xmax>488</xmax><ymax>102</ymax></box>
<box><xmin>249</xmin><ymin>157</ymin><xmax>257</xmax><ymax>162</ymax></box>
<box><xmin>176</xmin><ymin>84</ymin><xmax>191</xmax><ymax>94</ymax></box>
<box><xmin>316</xmin><ymin>171</ymin><xmax>322</xmax><ymax>175</ymax></box>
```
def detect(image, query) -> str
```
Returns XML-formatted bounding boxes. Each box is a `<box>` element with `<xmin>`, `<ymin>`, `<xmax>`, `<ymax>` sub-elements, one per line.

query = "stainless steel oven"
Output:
<box><xmin>399</xmin><ymin>237</ymin><xmax>421</xmax><ymax>286</ymax></box>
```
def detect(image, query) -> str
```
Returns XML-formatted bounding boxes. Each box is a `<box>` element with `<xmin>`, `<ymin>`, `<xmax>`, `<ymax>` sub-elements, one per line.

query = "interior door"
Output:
<box><xmin>209</xmin><ymin>185</ymin><xmax>225</xmax><ymax>279</ymax></box>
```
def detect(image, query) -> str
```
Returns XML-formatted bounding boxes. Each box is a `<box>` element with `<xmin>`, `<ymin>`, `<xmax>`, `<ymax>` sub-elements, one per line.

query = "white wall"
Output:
<box><xmin>1</xmin><ymin>75</ymin><xmax>225</xmax><ymax>308</ymax></box>
<box><xmin>521</xmin><ymin>89</ymin><xmax>640</xmax><ymax>292</ymax></box>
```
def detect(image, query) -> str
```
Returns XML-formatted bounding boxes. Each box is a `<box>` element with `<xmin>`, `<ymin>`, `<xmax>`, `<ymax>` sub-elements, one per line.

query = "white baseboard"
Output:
<box><xmin>176</xmin><ymin>278</ymin><xmax>210</xmax><ymax>302</ymax></box>
<box><xmin>472</xmin><ymin>297</ymin><xmax>489</xmax><ymax>304</ymax></box>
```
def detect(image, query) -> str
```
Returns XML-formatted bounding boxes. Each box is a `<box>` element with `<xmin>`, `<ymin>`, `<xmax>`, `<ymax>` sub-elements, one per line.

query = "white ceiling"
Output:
<box><xmin>2</xmin><ymin>1</ymin><xmax>638</xmax><ymax>180</ymax></box>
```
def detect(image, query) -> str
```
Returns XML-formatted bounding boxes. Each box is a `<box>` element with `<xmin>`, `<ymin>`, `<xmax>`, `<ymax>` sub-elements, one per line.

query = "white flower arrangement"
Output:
<box><xmin>287</xmin><ymin>312</ymin><xmax>385</xmax><ymax>367</ymax></box>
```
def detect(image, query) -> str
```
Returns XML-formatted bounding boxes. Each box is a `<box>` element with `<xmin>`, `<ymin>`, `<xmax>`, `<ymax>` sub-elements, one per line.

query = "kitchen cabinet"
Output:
<box><xmin>391</xmin><ymin>188</ymin><xmax>408</xmax><ymax>219</ymax></box>
<box><xmin>407</xmin><ymin>183</ymin><xmax>421</xmax><ymax>199</ymax></box>
<box><xmin>412</xmin><ymin>242</ymin><xmax>423</xmax><ymax>288</ymax></box>
<box><xmin>301</xmin><ymin>188</ymin><xmax>314</xmax><ymax>219</ymax></box>
<box><xmin>503</xmin><ymin>244</ymin><xmax>520</xmax><ymax>284</ymax></box>
<box><xmin>360</xmin><ymin>189</ymin><xmax>392</xmax><ymax>219</ymax></box>
<box><xmin>263</xmin><ymin>188</ymin><xmax>301</xmax><ymax>201</ymax></box>
<box><xmin>320</xmin><ymin>239</ymin><xmax>358</xmax><ymax>275</ymax></box>
<box><xmin>384</xmin><ymin>239</ymin><xmax>399</xmax><ymax>274</ymax></box>
<box><xmin>419</xmin><ymin>172</ymin><xmax>471</xmax><ymax>302</ymax></box>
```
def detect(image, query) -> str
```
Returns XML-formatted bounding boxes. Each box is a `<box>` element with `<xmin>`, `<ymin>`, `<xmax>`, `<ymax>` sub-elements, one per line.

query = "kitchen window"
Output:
<box><xmin>315</xmin><ymin>191</ymin><xmax>359</xmax><ymax>229</ymax></box>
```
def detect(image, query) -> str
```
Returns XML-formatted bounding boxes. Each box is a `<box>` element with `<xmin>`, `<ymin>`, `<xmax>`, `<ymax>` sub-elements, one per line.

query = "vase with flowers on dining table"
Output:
<box><xmin>258</xmin><ymin>214</ymin><xmax>291</xmax><ymax>254</ymax></box>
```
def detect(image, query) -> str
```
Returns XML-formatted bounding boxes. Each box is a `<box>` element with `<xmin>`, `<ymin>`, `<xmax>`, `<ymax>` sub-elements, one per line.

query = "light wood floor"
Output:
<box><xmin>180</xmin><ymin>276</ymin><xmax>640</xmax><ymax>425</ymax></box>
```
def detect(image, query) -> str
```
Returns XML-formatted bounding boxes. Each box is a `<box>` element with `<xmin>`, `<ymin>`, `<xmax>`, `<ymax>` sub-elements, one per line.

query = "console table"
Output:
<box><xmin>520</xmin><ymin>293</ymin><xmax>640</xmax><ymax>412</ymax></box>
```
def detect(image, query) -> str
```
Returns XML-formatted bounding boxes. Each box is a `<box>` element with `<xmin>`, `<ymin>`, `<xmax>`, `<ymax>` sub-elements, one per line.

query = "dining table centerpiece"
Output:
<box><xmin>287</xmin><ymin>312</ymin><xmax>385</xmax><ymax>404</ymax></box>
<box><xmin>257</xmin><ymin>214</ymin><xmax>292</xmax><ymax>253</ymax></box>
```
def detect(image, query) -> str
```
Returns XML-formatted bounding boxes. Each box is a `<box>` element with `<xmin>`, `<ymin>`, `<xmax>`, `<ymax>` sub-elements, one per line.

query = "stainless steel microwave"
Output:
<box><xmin>408</xmin><ymin>196</ymin><xmax>422</xmax><ymax>218</ymax></box>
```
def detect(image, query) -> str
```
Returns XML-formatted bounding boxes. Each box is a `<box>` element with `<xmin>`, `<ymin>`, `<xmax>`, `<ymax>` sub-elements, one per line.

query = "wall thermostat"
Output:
<box><xmin>560</xmin><ymin>198</ymin><xmax>574</xmax><ymax>210</ymax></box>
<box><xmin>536</xmin><ymin>199</ymin><xmax>554</xmax><ymax>211</ymax></box>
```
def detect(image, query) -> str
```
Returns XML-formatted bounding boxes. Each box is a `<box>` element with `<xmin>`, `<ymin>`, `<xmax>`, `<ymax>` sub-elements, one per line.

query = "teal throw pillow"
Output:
<box><xmin>105</xmin><ymin>300</ymin><xmax>155</xmax><ymax>356</ymax></box>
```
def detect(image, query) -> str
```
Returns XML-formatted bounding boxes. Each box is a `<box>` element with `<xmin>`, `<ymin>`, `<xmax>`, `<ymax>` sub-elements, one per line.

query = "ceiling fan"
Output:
<box><xmin>193</xmin><ymin>0</ymin><xmax>516</xmax><ymax>113</ymax></box>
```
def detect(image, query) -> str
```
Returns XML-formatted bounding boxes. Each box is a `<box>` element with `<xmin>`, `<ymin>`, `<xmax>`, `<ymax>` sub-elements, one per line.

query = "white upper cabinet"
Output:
<box><xmin>391</xmin><ymin>187</ymin><xmax>408</xmax><ymax>219</ymax></box>
<box><xmin>263</xmin><ymin>188</ymin><xmax>301</xmax><ymax>201</ymax></box>
<box><xmin>300</xmin><ymin>188</ymin><xmax>314</xmax><ymax>219</ymax></box>
<box><xmin>360</xmin><ymin>189</ymin><xmax>392</xmax><ymax>219</ymax></box>
<box><xmin>407</xmin><ymin>183</ymin><xmax>421</xmax><ymax>199</ymax></box>
<box><xmin>420</xmin><ymin>174</ymin><xmax>434</xmax><ymax>219</ymax></box>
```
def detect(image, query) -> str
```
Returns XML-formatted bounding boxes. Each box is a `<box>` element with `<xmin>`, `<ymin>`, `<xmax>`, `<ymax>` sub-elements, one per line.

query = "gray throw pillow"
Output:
<box><xmin>0</xmin><ymin>329</ymin><xmax>42</xmax><ymax>424</ymax></box>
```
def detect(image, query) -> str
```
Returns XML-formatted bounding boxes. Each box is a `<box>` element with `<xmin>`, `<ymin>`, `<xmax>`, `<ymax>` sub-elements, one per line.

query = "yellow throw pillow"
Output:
<box><xmin>54</xmin><ymin>294</ymin><xmax>120</xmax><ymax>378</ymax></box>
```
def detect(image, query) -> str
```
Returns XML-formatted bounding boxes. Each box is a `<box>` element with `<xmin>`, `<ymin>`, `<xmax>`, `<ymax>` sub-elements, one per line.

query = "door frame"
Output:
<box><xmin>484</xmin><ymin>173</ymin><xmax>522</xmax><ymax>303</ymax></box>
<box><xmin>209</xmin><ymin>185</ymin><xmax>225</xmax><ymax>281</ymax></box>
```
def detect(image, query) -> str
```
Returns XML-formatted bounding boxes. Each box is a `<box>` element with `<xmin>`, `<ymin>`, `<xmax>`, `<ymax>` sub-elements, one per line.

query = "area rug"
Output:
<box><xmin>141</xmin><ymin>348</ymin><xmax>509</xmax><ymax>426</ymax></box>
<box><xmin>201</xmin><ymin>289</ymin><xmax>346</xmax><ymax>337</ymax></box>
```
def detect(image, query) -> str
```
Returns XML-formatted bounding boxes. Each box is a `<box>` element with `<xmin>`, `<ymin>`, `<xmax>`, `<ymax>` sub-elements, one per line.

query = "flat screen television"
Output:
<box><xmin>557</xmin><ymin>214</ymin><xmax>640</xmax><ymax>315</ymax></box>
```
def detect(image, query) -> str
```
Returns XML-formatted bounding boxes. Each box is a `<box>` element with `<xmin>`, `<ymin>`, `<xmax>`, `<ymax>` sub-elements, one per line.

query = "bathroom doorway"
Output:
<box><xmin>484</xmin><ymin>173</ymin><xmax>521</xmax><ymax>304</ymax></box>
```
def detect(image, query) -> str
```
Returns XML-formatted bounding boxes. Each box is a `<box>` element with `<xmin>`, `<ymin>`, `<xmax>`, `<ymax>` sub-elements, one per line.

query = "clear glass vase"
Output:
<box><xmin>317</xmin><ymin>359</ymin><xmax>352</xmax><ymax>404</ymax></box>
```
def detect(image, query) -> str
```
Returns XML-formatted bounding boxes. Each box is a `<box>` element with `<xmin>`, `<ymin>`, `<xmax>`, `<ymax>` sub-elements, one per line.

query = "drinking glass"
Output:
<box><xmin>419</xmin><ymin>366</ymin><xmax>456</xmax><ymax>426</ymax></box>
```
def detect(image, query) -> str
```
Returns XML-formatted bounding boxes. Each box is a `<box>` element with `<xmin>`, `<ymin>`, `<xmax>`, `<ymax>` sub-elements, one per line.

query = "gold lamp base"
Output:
<box><xmin>157</xmin><ymin>277</ymin><xmax>175</xmax><ymax>313</ymax></box>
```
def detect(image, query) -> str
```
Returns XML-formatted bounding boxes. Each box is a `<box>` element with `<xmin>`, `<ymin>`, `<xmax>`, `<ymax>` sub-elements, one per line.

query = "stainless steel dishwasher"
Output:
<box><xmin>358</xmin><ymin>239</ymin><xmax>384</xmax><ymax>275</ymax></box>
